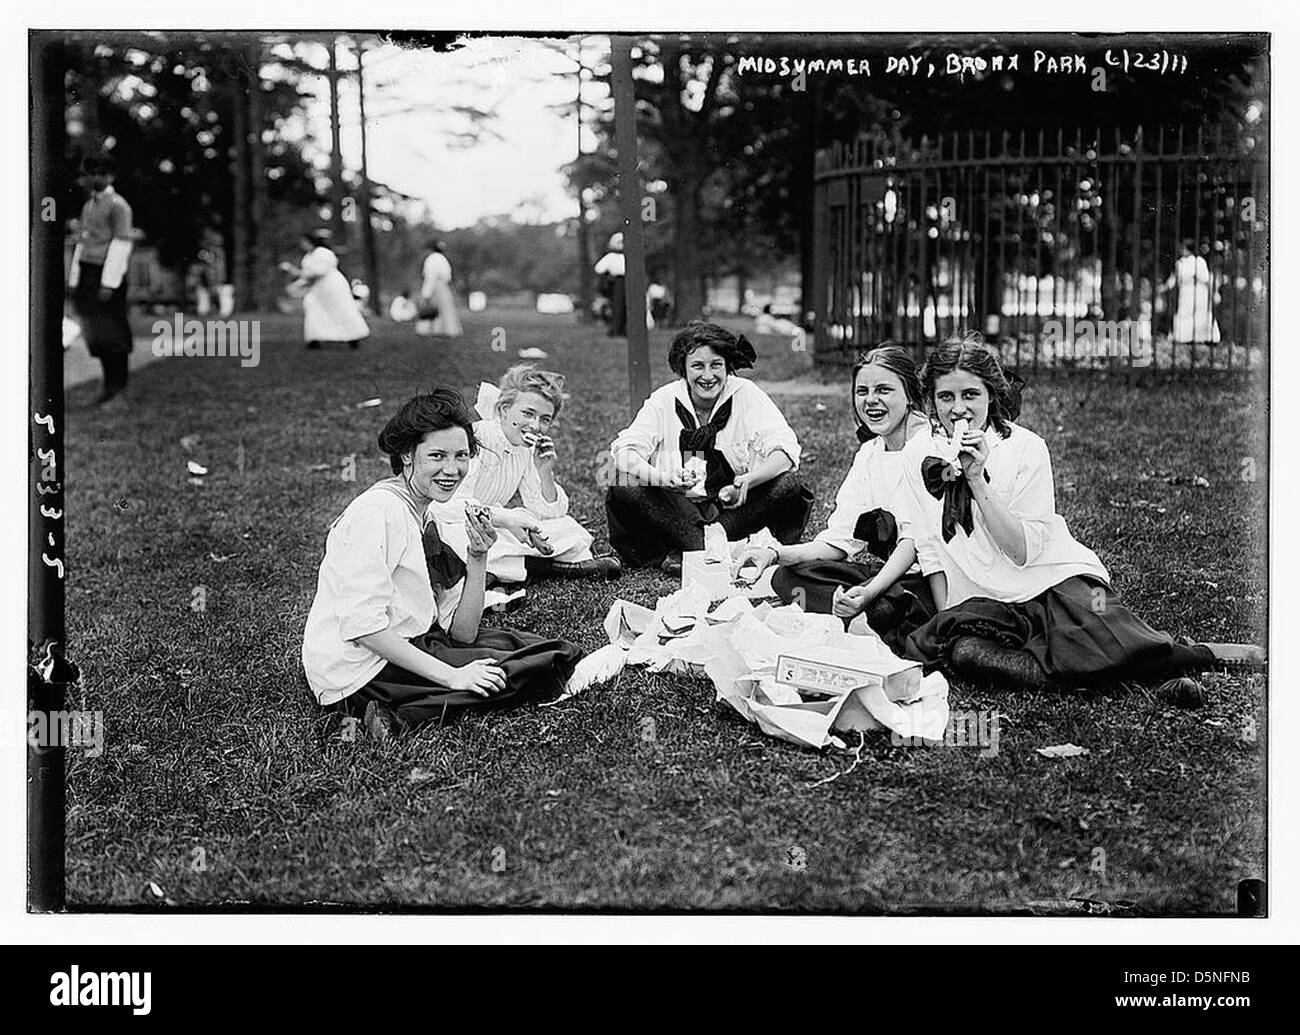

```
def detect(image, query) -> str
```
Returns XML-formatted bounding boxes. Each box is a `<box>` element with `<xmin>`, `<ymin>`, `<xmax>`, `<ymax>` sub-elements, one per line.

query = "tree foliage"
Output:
<box><xmin>576</xmin><ymin>32</ymin><xmax>1266</xmax><ymax>323</ymax></box>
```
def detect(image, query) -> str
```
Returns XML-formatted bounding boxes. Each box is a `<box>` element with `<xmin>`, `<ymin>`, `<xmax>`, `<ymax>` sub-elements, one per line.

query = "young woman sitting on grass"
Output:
<box><xmin>729</xmin><ymin>344</ymin><xmax>937</xmax><ymax>654</ymax></box>
<box><xmin>302</xmin><ymin>388</ymin><xmax>583</xmax><ymax>740</ymax></box>
<box><xmin>431</xmin><ymin>364</ymin><xmax>621</xmax><ymax>584</ymax></box>
<box><xmin>895</xmin><ymin>333</ymin><xmax>1264</xmax><ymax>700</ymax></box>
<box><xmin>604</xmin><ymin>320</ymin><xmax>814</xmax><ymax>575</ymax></box>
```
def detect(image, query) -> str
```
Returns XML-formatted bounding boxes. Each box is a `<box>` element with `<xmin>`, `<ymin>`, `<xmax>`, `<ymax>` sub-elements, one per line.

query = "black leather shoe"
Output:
<box><xmin>544</xmin><ymin>557</ymin><xmax>623</xmax><ymax>580</ymax></box>
<box><xmin>1154</xmin><ymin>677</ymin><xmax>1205</xmax><ymax>709</ymax></box>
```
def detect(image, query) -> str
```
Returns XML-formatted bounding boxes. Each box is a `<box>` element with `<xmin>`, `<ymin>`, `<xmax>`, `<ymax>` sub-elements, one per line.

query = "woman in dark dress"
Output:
<box><xmin>302</xmin><ymin>388</ymin><xmax>582</xmax><ymax>739</ymax></box>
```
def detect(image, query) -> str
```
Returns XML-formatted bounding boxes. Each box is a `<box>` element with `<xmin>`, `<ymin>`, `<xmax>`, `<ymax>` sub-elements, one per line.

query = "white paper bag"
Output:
<box><xmin>596</xmin><ymin>588</ymin><xmax>950</xmax><ymax>751</ymax></box>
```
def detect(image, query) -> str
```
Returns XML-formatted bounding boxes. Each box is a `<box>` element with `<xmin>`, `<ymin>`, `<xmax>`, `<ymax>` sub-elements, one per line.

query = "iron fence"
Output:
<box><xmin>812</xmin><ymin>122</ymin><xmax>1268</xmax><ymax>372</ymax></box>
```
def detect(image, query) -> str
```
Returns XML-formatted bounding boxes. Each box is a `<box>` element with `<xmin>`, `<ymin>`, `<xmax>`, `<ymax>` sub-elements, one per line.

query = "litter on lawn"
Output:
<box><xmin>1036</xmin><ymin>743</ymin><xmax>1091</xmax><ymax>759</ymax></box>
<box><xmin>551</xmin><ymin>531</ymin><xmax>949</xmax><ymax>751</ymax></box>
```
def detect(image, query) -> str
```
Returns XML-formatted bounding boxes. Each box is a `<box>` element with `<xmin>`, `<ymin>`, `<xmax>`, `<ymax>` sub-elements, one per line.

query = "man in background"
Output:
<box><xmin>68</xmin><ymin>154</ymin><xmax>135</xmax><ymax>406</ymax></box>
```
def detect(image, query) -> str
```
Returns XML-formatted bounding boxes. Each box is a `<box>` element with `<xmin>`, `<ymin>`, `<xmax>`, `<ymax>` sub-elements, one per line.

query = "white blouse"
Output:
<box><xmin>815</xmin><ymin>428</ymin><xmax>923</xmax><ymax>568</ymax></box>
<box><xmin>421</xmin><ymin>251</ymin><xmax>453</xmax><ymax>294</ymax></box>
<box><xmin>450</xmin><ymin>418</ymin><xmax>569</xmax><ymax>519</ymax></box>
<box><xmin>610</xmin><ymin>376</ymin><xmax>802</xmax><ymax>479</ymax></box>
<box><xmin>594</xmin><ymin>251</ymin><xmax>626</xmax><ymax>277</ymax></box>
<box><xmin>899</xmin><ymin>422</ymin><xmax>1108</xmax><ymax>606</ymax></box>
<box><xmin>302</xmin><ymin>480</ymin><xmax>464</xmax><ymax>706</ymax></box>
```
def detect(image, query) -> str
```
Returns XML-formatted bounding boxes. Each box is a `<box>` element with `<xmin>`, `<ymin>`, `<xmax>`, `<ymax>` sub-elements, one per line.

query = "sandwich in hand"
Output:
<box><xmin>946</xmin><ymin>418</ymin><xmax>971</xmax><ymax>476</ymax></box>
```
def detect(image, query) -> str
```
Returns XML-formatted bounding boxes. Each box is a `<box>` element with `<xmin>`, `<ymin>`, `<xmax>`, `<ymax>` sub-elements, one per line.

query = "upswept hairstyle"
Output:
<box><xmin>851</xmin><ymin>342</ymin><xmax>925</xmax><ymax>442</ymax></box>
<box><xmin>919</xmin><ymin>331</ymin><xmax>1024</xmax><ymax>439</ymax></box>
<box><xmin>496</xmin><ymin>364</ymin><xmax>566</xmax><ymax>418</ymax></box>
<box><xmin>667</xmin><ymin>320</ymin><xmax>757</xmax><ymax>378</ymax></box>
<box><xmin>378</xmin><ymin>387</ymin><xmax>479</xmax><ymax>474</ymax></box>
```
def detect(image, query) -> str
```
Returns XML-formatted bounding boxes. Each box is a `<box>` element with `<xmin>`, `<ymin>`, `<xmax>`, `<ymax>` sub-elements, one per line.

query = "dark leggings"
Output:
<box><xmin>100</xmin><ymin>352</ymin><xmax>129</xmax><ymax>394</ymax></box>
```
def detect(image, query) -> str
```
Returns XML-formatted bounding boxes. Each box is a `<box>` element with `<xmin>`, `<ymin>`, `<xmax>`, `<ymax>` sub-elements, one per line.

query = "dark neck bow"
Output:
<box><xmin>422</xmin><ymin>521</ymin><xmax>467</xmax><ymax>594</ymax></box>
<box><xmin>370</xmin><ymin>481</ymin><xmax>469</xmax><ymax>596</ymax></box>
<box><xmin>675</xmin><ymin>396</ymin><xmax>733</xmax><ymax>451</ymax></box>
<box><xmin>852</xmin><ymin>507</ymin><xmax>899</xmax><ymax>561</ymax></box>
<box><xmin>675</xmin><ymin>396</ymin><xmax>736</xmax><ymax>496</ymax></box>
<box><xmin>920</xmin><ymin>456</ymin><xmax>990</xmax><ymax>542</ymax></box>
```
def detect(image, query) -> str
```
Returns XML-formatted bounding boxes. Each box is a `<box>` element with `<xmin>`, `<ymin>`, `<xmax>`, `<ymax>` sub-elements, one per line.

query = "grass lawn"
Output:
<box><xmin>59</xmin><ymin>308</ymin><xmax>1267</xmax><ymax>914</ymax></box>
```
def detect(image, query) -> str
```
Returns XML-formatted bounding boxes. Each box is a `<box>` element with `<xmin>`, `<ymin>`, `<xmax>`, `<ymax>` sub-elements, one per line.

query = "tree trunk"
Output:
<box><xmin>735</xmin><ymin>267</ymin><xmax>748</xmax><ymax>314</ymax></box>
<box><xmin>574</xmin><ymin>46</ymin><xmax>594</xmax><ymax>322</ymax></box>
<box><xmin>656</xmin><ymin>37</ymin><xmax>711</xmax><ymax>326</ymax></box>
<box><xmin>672</xmin><ymin>176</ymin><xmax>705</xmax><ymax>323</ymax></box>
<box><xmin>326</xmin><ymin>39</ymin><xmax>346</xmax><ymax>247</ymax></box>
<box><xmin>246</xmin><ymin>44</ymin><xmax>269</xmax><ymax>311</ymax></box>
<box><xmin>69</xmin><ymin>54</ymin><xmax>105</xmax><ymax>151</ymax></box>
<box><xmin>797</xmin><ymin>80</ymin><xmax>817</xmax><ymax>329</ymax></box>
<box><xmin>229</xmin><ymin>67</ymin><xmax>251</xmax><ymax>313</ymax></box>
<box><xmin>356</xmin><ymin>43</ymin><xmax>381</xmax><ymax>312</ymax></box>
<box><xmin>577</xmin><ymin>204</ymin><xmax>593</xmax><ymax>322</ymax></box>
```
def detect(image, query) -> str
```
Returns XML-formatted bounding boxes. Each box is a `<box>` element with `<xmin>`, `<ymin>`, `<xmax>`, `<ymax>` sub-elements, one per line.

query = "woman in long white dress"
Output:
<box><xmin>1167</xmin><ymin>240</ymin><xmax>1221</xmax><ymax>344</ymax></box>
<box><xmin>282</xmin><ymin>230</ymin><xmax>370</xmax><ymax>349</ymax></box>
<box><xmin>417</xmin><ymin>240</ymin><xmax>463</xmax><ymax>338</ymax></box>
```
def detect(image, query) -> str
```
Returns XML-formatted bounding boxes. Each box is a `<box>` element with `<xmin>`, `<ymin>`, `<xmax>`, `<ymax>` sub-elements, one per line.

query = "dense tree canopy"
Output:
<box><xmin>42</xmin><ymin>32</ymin><xmax>1267</xmax><ymax>317</ymax></box>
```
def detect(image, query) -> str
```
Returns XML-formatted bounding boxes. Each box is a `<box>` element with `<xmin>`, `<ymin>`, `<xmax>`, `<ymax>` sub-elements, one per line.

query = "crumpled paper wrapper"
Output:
<box><xmin>682</xmin><ymin>529</ymin><xmax>779</xmax><ymax>601</ymax></box>
<box><xmin>683</xmin><ymin>456</ymin><xmax>709</xmax><ymax>498</ymax></box>
<box><xmin>592</xmin><ymin>589</ymin><xmax>949</xmax><ymax>751</ymax></box>
<box><xmin>703</xmin><ymin>521</ymin><xmax>729</xmax><ymax>563</ymax></box>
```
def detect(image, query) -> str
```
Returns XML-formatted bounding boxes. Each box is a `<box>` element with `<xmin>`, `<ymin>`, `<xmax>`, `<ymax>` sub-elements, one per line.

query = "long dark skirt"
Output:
<box><xmin>605</xmin><ymin>471</ymin><xmax>815</xmax><ymax>568</ymax></box>
<box><xmin>73</xmin><ymin>261</ymin><xmax>133</xmax><ymax>357</ymax></box>
<box><xmin>901</xmin><ymin>574</ymin><xmax>1214</xmax><ymax>686</ymax></box>
<box><xmin>340</xmin><ymin>625</ymin><xmax>582</xmax><ymax>730</ymax></box>
<box><xmin>770</xmin><ymin>560</ymin><xmax>937</xmax><ymax>655</ymax></box>
<box><xmin>608</xmin><ymin>276</ymin><xmax>627</xmax><ymax>336</ymax></box>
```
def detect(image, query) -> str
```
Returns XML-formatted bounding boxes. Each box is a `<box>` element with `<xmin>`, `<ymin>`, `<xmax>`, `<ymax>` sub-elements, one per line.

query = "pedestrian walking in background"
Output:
<box><xmin>281</xmin><ymin>229</ymin><xmax>370</xmax><ymax>349</ymax></box>
<box><xmin>594</xmin><ymin>232</ymin><xmax>627</xmax><ymax>337</ymax></box>
<box><xmin>67</xmin><ymin>153</ymin><xmax>135</xmax><ymax>406</ymax></box>
<box><xmin>417</xmin><ymin>240</ymin><xmax>463</xmax><ymax>338</ymax></box>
